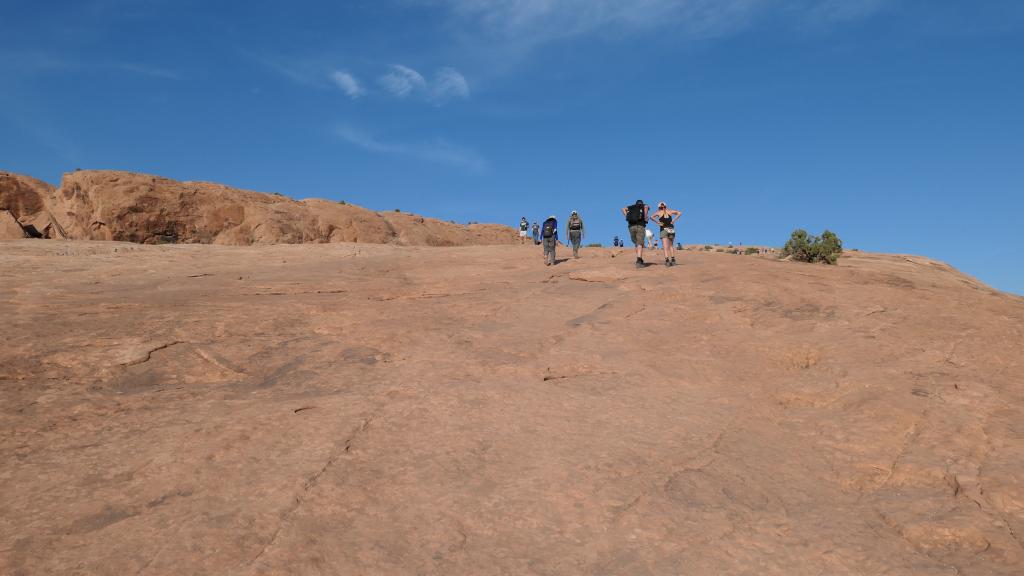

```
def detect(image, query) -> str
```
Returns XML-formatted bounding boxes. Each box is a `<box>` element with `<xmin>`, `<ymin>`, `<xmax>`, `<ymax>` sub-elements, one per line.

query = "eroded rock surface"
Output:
<box><xmin>1</xmin><ymin>243</ymin><xmax>1022</xmax><ymax>575</ymax></box>
<box><xmin>0</xmin><ymin>170</ymin><xmax>515</xmax><ymax>246</ymax></box>
<box><xmin>0</xmin><ymin>210</ymin><xmax>27</xmax><ymax>239</ymax></box>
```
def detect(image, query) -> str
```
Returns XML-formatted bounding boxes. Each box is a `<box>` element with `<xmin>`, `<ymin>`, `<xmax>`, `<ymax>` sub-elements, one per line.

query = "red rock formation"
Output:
<box><xmin>0</xmin><ymin>169</ymin><xmax>516</xmax><ymax>246</ymax></box>
<box><xmin>0</xmin><ymin>210</ymin><xmax>27</xmax><ymax>239</ymax></box>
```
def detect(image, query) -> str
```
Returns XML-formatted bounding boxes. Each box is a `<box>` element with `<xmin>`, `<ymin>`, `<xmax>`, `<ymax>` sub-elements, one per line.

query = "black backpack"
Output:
<box><xmin>542</xmin><ymin>218</ymin><xmax>557</xmax><ymax>238</ymax></box>
<box><xmin>626</xmin><ymin>203</ymin><xmax>645</xmax><ymax>225</ymax></box>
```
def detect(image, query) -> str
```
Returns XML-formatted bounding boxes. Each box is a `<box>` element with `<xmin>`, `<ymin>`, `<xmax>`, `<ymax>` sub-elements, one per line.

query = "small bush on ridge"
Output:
<box><xmin>783</xmin><ymin>229</ymin><xmax>843</xmax><ymax>265</ymax></box>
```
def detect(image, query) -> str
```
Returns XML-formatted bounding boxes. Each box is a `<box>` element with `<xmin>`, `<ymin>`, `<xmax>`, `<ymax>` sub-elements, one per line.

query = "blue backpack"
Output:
<box><xmin>542</xmin><ymin>218</ymin><xmax>557</xmax><ymax>238</ymax></box>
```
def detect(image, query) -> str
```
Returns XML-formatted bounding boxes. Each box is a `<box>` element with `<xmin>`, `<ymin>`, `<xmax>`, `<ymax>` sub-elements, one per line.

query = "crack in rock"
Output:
<box><xmin>241</xmin><ymin>415</ymin><xmax>376</xmax><ymax>572</ymax></box>
<box><xmin>120</xmin><ymin>341</ymin><xmax>185</xmax><ymax>367</ymax></box>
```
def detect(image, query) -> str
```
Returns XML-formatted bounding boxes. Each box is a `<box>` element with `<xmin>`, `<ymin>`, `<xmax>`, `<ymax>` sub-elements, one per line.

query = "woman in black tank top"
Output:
<box><xmin>652</xmin><ymin>202</ymin><xmax>682</xmax><ymax>266</ymax></box>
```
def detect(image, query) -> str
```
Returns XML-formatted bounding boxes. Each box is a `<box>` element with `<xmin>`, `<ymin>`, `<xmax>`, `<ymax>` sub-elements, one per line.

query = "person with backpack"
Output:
<box><xmin>621</xmin><ymin>199</ymin><xmax>649</xmax><ymax>268</ymax></box>
<box><xmin>540</xmin><ymin>215</ymin><xmax>559</xmax><ymax>266</ymax></box>
<box><xmin>566</xmin><ymin>210</ymin><xmax>585</xmax><ymax>258</ymax></box>
<box><xmin>519</xmin><ymin>217</ymin><xmax>529</xmax><ymax>243</ymax></box>
<box><xmin>531</xmin><ymin>221</ymin><xmax>540</xmax><ymax>245</ymax></box>
<box><xmin>651</xmin><ymin>201</ymin><xmax>682</xmax><ymax>266</ymax></box>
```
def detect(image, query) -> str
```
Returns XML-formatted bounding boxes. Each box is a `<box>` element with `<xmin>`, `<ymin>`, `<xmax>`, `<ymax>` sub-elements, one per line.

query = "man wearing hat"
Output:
<box><xmin>566</xmin><ymin>210</ymin><xmax>585</xmax><ymax>259</ymax></box>
<box><xmin>621</xmin><ymin>199</ymin><xmax>650</xmax><ymax>269</ymax></box>
<box><xmin>540</xmin><ymin>214</ymin><xmax>559</xmax><ymax>266</ymax></box>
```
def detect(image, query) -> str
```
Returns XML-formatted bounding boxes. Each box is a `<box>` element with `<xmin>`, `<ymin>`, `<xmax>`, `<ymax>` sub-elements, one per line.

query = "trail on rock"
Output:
<box><xmin>1</xmin><ymin>241</ymin><xmax>1022</xmax><ymax>575</ymax></box>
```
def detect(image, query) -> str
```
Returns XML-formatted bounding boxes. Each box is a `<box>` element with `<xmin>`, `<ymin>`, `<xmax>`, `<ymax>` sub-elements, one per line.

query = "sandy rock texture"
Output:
<box><xmin>0</xmin><ymin>210</ymin><xmax>27</xmax><ymax>239</ymax></box>
<box><xmin>1</xmin><ymin>242</ymin><xmax>1022</xmax><ymax>575</ymax></box>
<box><xmin>0</xmin><ymin>170</ymin><xmax>516</xmax><ymax>246</ymax></box>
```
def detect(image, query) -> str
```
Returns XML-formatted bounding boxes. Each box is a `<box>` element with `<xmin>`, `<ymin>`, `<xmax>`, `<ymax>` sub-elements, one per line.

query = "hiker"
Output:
<box><xmin>531</xmin><ymin>221</ymin><xmax>541</xmax><ymax>245</ymax></box>
<box><xmin>519</xmin><ymin>217</ymin><xmax>529</xmax><ymax>243</ymax></box>
<box><xmin>566</xmin><ymin>210</ymin><xmax>585</xmax><ymax>258</ymax></box>
<box><xmin>645</xmin><ymin>228</ymin><xmax>656</xmax><ymax>250</ymax></box>
<box><xmin>612</xmin><ymin>235</ymin><xmax>620</xmax><ymax>248</ymax></box>
<box><xmin>621</xmin><ymin>199</ymin><xmax>649</xmax><ymax>268</ymax></box>
<box><xmin>540</xmin><ymin>215</ymin><xmax>558</xmax><ymax>266</ymax></box>
<box><xmin>651</xmin><ymin>201</ymin><xmax>682</xmax><ymax>266</ymax></box>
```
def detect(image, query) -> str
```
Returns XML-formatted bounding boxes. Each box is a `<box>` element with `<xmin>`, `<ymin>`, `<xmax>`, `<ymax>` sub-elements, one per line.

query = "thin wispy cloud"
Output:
<box><xmin>242</xmin><ymin>50</ymin><xmax>327</xmax><ymax>88</ymax></box>
<box><xmin>379</xmin><ymin>64</ymin><xmax>471</xmax><ymax>103</ymax></box>
<box><xmin>420</xmin><ymin>0</ymin><xmax>889</xmax><ymax>49</ymax></box>
<box><xmin>330</xmin><ymin>70</ymin><xmax>364</xmax><ymax>98</ymax></box>
<box><xmin>117</xmin><ymin>63</ymin><xmax>181</xmax><ymax>80</ymax></box>
<box><xmin>0</xmin><ymin>51</ymin><xmax>182</xmax><ymax>80</ymax></box>
<box><xmin>805</xmin><ymin>0</ymin><xmax>887</xmax><ymax>25</ymax></box>
<box><xmin>431</xmin><ymin>67</ymin><xmax>470</xmax><ymax>102</ymax></box>
<box><xmin>245</xmin><ymin>53</ymin><xmax>469</xmax><ymax>105</ymax></box>
<box><xmin>430</xmin><ymin>0</ymin><xmax>764</xmax><ymax>42</ymax></box>
<box><xmin>336</xmin><ymin>125</ymin><xmax>487</xmax><ymax>172</ymax></box>
<box><xmin>0</xmin><ymin>50</ymin><xmax>70</xmax><ymax>73</ymax></box>
<box><xmin>379</xmin><ymin>64</ymin><xmax>428</xmax><ymax>97</ymax></box>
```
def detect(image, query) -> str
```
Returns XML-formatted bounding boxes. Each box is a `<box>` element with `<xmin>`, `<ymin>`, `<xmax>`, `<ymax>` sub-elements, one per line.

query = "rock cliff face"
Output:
<box><xmin>0</xmin><ymin>171</ymin><xmax>67</xmax><ymax>239</ymax></box>
<box><xmin>0</xmin><ymin>170</ymin><xmax>516</xmax><ymax>246</ymax></box>
<box><xmin>0</xmin><ymin>210</ymin><xmax>27</xmax><ymax>239</ymax></box>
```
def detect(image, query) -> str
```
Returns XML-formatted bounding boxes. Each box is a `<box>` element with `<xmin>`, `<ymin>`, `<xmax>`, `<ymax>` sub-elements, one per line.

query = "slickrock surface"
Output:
<box><xmin>1</xmin><ymin>241</ymin><xmax>1022</xmax><ymax>575</ymax></box>
<box><xmin>0</xmin><ymin>170</ymin><xmax>516</xmax><ymax>246</ymax></box>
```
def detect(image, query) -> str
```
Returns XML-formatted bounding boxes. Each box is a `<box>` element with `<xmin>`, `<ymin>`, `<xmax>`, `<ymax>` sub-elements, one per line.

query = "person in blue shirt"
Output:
<box><xmin>540</xmin><ymin>215</ymin><xmax>558</xmax><ymax>266</ymax></box>
<box><xmin>531</xmin><ymin>221</ymin><xmax>540</xmax><ymax>245</ymax></box>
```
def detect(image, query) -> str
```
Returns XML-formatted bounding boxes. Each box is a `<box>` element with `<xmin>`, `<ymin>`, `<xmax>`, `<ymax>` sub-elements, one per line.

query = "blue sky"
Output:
<box><xmin>2</xmin><ymin>0</ymin><xmax>1023</xmax><ymax>293</ymax></box>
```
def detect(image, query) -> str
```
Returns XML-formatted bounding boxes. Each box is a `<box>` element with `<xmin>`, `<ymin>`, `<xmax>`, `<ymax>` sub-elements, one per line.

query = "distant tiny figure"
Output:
<box><xmin>519</xmin><ymin>217</ymin><xmax>529</xmax><ymax>243</ymax></box>
<box><xmin>651</xmin><ymin>201</ymin><xmax>682</xmax><ymax>266</ymax></box>
<box><xmin>613</xmin><ymin>235</ymin><xmax>621</xmax><ymax>247</ymax></box>
<box><xmin>531</xmin><ymin>222</ymin><xmax>540</xmax><ymax>245</ymax></box>
<box><xmin>621</xmin><ymin>199</ymin><xmax>649</xmax><ymax>268</ymax></box>
<box><xmin>541</xmin><ymin>215</ymin><xmax>558</xmax><ymax>266</ymax></box>
<box><xmin>566</xmin><ymin>210</ymin><xmax>585</xmax><ymax>258</ymax></box>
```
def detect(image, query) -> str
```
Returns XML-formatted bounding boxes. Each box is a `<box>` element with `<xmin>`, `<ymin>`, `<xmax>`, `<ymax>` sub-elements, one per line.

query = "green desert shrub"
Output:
<box><xmin>783</xmin><ymin>229</ymin><xmax>843</xmax><ymax>264</ymax></box>
<box><xmin>744</xmin><ymin>246</ymin><xmax>759</xmax><ymax>255</ymax></box>
<box><xmin>338</xmin><ymin>200</ymin><xmax>346</xmax><ymax>205</ymax></box>
<box><xmin>586</xmin><ymin>243</ymin><xmax>602</xmax><ymax>248</ymax></box>
<box><xmin>715</xmin><ymin>248</ymin><xmax>724</xmax><ymax>252</ymax></box>
<box><xmin>704</xmin><ymin>245</ymin><xmax>713</xmax><ymax>251</ymax></box>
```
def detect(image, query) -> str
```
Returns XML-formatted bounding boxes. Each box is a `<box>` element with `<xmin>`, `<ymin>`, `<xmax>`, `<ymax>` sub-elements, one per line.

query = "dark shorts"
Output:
<box><xmin>629</xmin><ymin>225</ymin><xmax>646</xmax><ymax>246</ymax></box>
